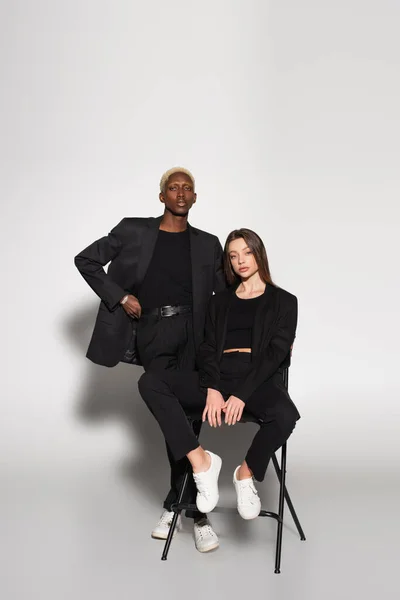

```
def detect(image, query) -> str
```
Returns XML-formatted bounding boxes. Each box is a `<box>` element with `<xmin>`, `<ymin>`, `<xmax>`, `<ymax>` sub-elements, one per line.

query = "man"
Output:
<box><xmin>75</xmin><ymin>167</ymin><xmax>226</xmax><ymax>552</ymax></box>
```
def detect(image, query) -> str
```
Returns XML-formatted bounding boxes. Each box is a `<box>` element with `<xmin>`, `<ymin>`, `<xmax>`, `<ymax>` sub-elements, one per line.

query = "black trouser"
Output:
<box><xmin>138</xmin><ymin>353</ymin><xmax>300</xmax><ymax>483</ymax></box>
<box><xmin>136</xmin><ymin>312</ymin><xmax>203</xmax><ymax>519</ymax></box>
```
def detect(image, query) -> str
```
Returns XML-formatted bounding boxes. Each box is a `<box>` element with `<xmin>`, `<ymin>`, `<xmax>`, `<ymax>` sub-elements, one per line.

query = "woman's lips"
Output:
<box><xmin>239</xmin><ymin>267</ymin><xmax>248</xmax><ymax>272</ymax></box>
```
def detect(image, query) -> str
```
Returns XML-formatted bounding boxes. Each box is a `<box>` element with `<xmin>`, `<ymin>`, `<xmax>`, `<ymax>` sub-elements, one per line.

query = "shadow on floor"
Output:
<box><xmin>62</xmin><ymin>303</ymin><xmax>287</xmax><ymax>527</ymax></box>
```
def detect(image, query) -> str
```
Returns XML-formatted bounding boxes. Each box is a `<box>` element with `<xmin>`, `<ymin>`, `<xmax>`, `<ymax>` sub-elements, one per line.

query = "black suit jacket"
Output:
<box><xmin>198</xmin><ymin>283</ymin><xmax>298</xmax><ymax>402</ymax></box>
<box><xmin>75</xmin><ymin>216</ymin><xmax>226</xmax><ymax>367</ymax></box>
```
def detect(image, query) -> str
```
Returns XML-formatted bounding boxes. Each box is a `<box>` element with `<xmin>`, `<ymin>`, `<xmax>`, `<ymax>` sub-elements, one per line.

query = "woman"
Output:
<box><xmin>138</xmin><ymin>229</ymin><xmax>300</xmax><ymax>523</ymax></box>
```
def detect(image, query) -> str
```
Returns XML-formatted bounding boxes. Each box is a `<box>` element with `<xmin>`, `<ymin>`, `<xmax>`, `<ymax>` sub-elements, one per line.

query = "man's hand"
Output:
<box><xmin>121</xmin><ymin>294</ymin><xmax>142</xmax><ymax>318</ymax></box>
<box><xmin>223</xmin><ymin>395</ymin><xmax>245</xmax><ymax>426</ymax></box>
<box><xmin>202</xmin><ymin>388</ymin><xmax>225</xmax><ymax>428</ymax></box>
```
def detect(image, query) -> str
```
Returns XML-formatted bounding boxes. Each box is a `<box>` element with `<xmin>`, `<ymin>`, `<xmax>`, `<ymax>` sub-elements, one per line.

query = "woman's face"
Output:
<box><xmin>228</xmin><ymin>237</ymin><xmax>259</xmax><ymax>279</ymax></box>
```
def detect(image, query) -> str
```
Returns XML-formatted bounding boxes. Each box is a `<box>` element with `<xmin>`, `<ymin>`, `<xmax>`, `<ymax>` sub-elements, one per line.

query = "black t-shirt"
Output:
<box><xmin>224</xmin><ymin>294</ymin><xmax>263</xmax><ymax>349</ymax></box>
<box><xmin>138</xmin><ymin>229</ymin><xmax>192</xmax><ymax>310</ymax></box>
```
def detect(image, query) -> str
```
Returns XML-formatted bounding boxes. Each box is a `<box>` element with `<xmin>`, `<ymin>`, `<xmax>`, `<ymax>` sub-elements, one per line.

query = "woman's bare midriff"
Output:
<box><xmin>223</xmin><ymin>348</ymin><xmax>252</xmax><ymax>353</ymax></box>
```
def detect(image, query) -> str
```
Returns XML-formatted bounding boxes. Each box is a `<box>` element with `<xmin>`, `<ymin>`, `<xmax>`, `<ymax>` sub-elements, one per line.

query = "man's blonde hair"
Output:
<box><xmin>159</xmin><ymin>167</ymin><xmax>195</xmax><ymax>193</ymax></box>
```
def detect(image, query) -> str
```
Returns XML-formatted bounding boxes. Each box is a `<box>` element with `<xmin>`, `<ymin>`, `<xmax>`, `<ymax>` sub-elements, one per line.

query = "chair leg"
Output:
<box><xmin>274</xmin><ymin>443</ymin><xmax>287</xmax><ymax>574</ymax></box>
<box><xmin>161</xmin><ymin>419</ymin><xmax>202</xmax><ymax>561</ymax></box>
<box><xmin>161</xmin><ymin>468</ymin><xmax>190</xmax><ymax>561</ymax></box>
<box><xmin>272</xmin><ymin>454</ymin><xmax>306</xmax><ymax>541</ymax></box>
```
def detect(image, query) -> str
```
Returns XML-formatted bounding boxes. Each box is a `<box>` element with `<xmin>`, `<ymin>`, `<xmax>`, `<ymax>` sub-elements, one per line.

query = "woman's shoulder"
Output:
<box><xmin>273</xmin><ymin>284</ymin><xmax>297</xmax><ymax>307</ymax></box>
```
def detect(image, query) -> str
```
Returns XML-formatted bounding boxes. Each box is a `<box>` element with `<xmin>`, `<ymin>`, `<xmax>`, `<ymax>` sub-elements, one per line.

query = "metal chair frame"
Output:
<box><xmin>160</xmin><ymin>366</ymin><xmax>306</xmax><ymax>573</ymax></box>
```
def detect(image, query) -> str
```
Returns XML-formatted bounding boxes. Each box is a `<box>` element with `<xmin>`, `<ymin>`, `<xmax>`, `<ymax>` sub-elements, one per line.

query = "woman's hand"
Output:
<box><xmin>202</xmin><ymin>388</ymin><xmax>225</xmax><ymax>428</ymax></box>
<box><xmin>223</xmin><ymin>395</ymin><xmax>245</xmax><ymax>426</ymax></box>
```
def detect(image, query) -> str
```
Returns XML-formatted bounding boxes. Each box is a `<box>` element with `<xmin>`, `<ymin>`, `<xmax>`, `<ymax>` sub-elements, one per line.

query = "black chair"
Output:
<box><xmin>160</xmin><ymin>366</ymin><xmax>306</xmax><ymax>573</ymax></box>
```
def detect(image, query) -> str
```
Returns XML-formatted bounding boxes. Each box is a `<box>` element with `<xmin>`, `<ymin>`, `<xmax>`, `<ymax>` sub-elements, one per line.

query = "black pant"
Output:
<box><xmin>138</xmin><ymin>353</ymin><xmax>300</xmax><ymax>483</ymax></box>
<box><xmin>136</xmin><ymin>313</ymin><xmax>202</xmax><ymax>518</ymax></box>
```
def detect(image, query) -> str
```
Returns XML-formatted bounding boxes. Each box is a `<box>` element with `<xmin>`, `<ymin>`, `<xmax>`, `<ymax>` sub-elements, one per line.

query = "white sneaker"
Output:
<box><xmin>233</xmin><ymin>466</ymin><xmax>261</xmax><ymax>520</ymax></box>
<box><xmin>193</xmin><ymin>451</ymin><xmax>222</xmax><ymax>513</ymax></box>
<box><xmin>194</xmin><ymin>517</ymin><xmax>219</xmax><ymax>553</ymax></box>
<box><xmin>151</xmin><ymin>510</ymin><xmax>182</xmax><ymax>540</ymax></box>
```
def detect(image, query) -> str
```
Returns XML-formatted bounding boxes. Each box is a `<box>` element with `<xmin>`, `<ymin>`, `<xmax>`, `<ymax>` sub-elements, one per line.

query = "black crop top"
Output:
<box><xmin>224</xmin><ymin>294</ymin><xmax>263</xmax><ymax>350</ymax></box>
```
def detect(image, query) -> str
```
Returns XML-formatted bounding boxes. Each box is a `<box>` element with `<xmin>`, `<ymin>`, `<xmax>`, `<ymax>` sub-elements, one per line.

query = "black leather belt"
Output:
<box><xmin>142</xmin><ymin>304</ymin><xmax>192</xmax><ymax>318</ymax></box>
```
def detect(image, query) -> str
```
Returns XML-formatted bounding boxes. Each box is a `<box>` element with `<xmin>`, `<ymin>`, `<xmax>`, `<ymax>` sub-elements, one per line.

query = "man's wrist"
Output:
<box><xmin>120</xmin><ymin>294</ymin><xmax>129</xmax><ymax>305</ymax></box>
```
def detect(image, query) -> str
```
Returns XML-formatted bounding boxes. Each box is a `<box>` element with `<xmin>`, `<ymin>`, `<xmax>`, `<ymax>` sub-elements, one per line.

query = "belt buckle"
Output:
<box><xmin>160</xmin><ymin>305</ymin><xmax>174</xmax><ymax>318</ymax></box>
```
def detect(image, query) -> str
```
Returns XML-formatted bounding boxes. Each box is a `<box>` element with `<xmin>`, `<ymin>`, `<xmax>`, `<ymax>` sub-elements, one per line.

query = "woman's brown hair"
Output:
<box><xmin>223</xmin><ymin>228</ymin><xmax>275</xmax><ymax>286</ymax></box>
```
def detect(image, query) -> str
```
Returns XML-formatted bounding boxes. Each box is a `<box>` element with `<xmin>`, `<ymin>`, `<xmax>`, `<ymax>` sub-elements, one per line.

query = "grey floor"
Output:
<box><xmin>2</xmin><ymin>441</ymin><xmax>398</xmax><ymax>600</ymax></box>
<box><xmin>1</xmin><ymin>350</ymin><xmax>398</xmax><ymax>600</ymax></box>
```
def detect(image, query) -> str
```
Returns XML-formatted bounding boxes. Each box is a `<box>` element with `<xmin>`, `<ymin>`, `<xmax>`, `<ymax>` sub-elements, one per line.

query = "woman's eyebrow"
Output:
<box><xmin>230</xmin><ymin>246</ymin><xmax>250</xmax><ymax>254</ymax></box>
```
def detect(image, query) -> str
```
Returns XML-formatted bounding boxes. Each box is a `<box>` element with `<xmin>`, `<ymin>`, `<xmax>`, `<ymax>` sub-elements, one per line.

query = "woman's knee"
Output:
<box><xmin>276</xmin><ymin>406</ymin><xmax>298</xmax><ymax>439</ymax></box>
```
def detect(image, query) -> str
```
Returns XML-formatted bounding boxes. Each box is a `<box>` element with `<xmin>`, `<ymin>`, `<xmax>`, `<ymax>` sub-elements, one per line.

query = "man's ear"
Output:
<box><xmin>159</xmin><ymin>192</ymin><xmax>165</xmax><ymax>204</ymax></box>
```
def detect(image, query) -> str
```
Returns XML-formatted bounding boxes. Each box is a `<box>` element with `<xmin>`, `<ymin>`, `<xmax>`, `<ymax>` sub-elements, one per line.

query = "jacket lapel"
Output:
<box><xmin>252</xmin><ymin>284</ymin><xmax>279</xmax><ymax>354</ymax></box>
<box><xmin>136</xmin><ymin>215</ymin><xmax>163</xmax><ymax>286</ymax></box>
<box><xmin>215</xmin><ymin>286</ymin><xmax>237</xmax><ymax>358</ymax></box>
<box><xmin>189</xmin><ymin>224</ymin><xmax>207</xmax><ymax>307</ymax></box>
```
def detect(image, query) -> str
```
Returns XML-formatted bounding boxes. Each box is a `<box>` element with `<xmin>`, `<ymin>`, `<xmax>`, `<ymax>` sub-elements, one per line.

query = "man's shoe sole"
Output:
<box><xmin>196</xmin><ymin>541</ymin><xmax>220</xmax><ymax>553</ymax></box>
<box><xmin>151</xmin><ymin>529</ymin><xmax>178</xmax><ymax>540</ymax></box>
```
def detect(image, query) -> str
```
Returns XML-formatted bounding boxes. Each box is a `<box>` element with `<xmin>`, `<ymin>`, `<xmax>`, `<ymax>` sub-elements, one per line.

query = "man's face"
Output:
<box><xmin>160</xmin><ymin>172</ymin><xmax>196</xmax><ymax>216</ymax></box>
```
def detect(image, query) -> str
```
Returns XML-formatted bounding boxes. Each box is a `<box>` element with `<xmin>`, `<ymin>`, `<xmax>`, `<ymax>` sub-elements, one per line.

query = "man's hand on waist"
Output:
<box><xmin>120</xmin><ymin>294</ymin><xmax>142</xmax><ymax>318</ymax></box>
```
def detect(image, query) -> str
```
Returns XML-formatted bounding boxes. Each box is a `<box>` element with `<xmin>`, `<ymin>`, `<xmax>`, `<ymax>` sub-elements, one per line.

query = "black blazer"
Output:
<box><xmin>75</xmin><ymin>216</ymin><xmax>226</xmax><ymax>367</ymax></box>
<box><xmin>198</xmin><ymin>283</ymin><xmax>298</xmax><ymax>402</ymax></box>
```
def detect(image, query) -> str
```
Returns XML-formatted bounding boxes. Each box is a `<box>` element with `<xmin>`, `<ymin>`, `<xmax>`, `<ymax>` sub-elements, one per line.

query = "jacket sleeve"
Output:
<box><xmin>236</xmin><ymin>297</ymin><xmax>298</xmax><ymax>403</ymax></box>
<box><xmin>213</xmin><ymin>239</ymin><xmax>227</xmax><ymax>292</ymax></box>
<box><xmin>197</xmin><ymin>296</ymin><xmax>221</xmax><ymax>391</ymax></box>
<box><xmin>74</xmin><ymin>219</ymin><xmax>127</xmax><ymax>312</ymax></box>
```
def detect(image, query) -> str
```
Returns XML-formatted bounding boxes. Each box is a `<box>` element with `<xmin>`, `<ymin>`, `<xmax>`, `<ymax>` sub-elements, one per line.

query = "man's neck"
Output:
<box><xmin>159</xmin><ymin>212</ymin><xmax>188</xmax><ymax>232</ymax></box>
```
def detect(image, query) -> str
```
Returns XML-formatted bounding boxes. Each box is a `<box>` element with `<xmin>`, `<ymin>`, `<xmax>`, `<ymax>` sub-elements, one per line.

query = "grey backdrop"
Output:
<box><xmin>1</xmin><ymin>1</ymin><xmax>399</xmax><ymax>599</ymax></box>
